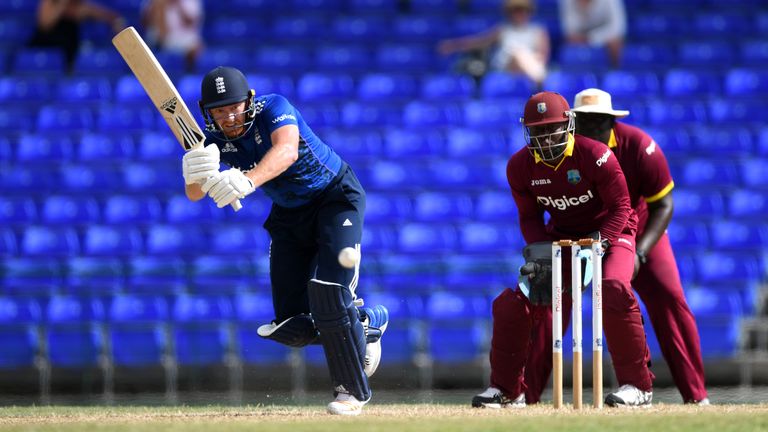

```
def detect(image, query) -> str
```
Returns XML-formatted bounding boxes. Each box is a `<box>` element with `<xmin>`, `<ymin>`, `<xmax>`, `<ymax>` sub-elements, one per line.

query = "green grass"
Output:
<box><xmin>0</xmin><ymin>404</ymin><xmax>767</xmax><ymax>432</ymax></box>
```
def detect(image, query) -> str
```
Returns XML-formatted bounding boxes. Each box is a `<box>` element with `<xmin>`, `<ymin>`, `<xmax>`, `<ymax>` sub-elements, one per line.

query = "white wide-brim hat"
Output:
<box><xmin>571</xmin><ymin>88</ymin><xmax>629</xmax><ymax>118</ymax></box>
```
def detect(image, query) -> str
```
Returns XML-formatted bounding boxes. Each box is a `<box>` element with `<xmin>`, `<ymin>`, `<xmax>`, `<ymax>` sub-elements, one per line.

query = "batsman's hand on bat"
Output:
<box><xmin>182</xmin><ymin>144</ymin><xmax>220</xmax><ymax>185</ymax></box>
<box><xmin>201</xmin><ymin>167</ymin><xmax>255</xmax><ymax>208</ymax></box>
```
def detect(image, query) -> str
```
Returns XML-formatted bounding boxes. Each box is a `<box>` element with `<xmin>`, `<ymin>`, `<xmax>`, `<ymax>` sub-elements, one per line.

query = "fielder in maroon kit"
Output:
<box><xmin>521</xmin><ymin>88</ymin><xmax>708</xmax><ymax>405</ymax></box>
<box><xmin>472</xmin><ymin>91</ymin><xmax>654</xmax><ymax>408</ymax></box>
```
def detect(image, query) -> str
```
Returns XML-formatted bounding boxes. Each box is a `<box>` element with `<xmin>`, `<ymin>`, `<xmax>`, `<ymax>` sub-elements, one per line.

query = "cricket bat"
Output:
<box><xmin>112</xmin><ymin>26</ymin><xmax>242</xmax><ymax>211</ymax></box>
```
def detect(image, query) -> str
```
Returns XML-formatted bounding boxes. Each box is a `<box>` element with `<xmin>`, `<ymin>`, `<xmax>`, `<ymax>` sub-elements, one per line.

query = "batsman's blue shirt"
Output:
<box><xmin>204</xmin><ymin>94</ymin><xmax>344</xmax><ymax>208</ymax></box>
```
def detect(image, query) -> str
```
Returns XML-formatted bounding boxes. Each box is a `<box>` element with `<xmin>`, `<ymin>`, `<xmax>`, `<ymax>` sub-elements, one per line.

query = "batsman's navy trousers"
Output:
<box><xmin>264</xmin><ymin>164</ymin><xmax>366</xmax><ymax>322</ymax></box>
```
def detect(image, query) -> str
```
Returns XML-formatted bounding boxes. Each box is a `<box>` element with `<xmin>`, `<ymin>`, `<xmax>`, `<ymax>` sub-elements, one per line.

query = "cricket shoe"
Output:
<box><xmin>605</xmin><ymin>384</ymin><xmax>653</xmax><ymax>408</ymax></box>
<box><xmin>327</xmin><ymin>392</ymin><xmax>367</xmax><ymax>416</ymax></box>
<box><xmin>686</xmin><ymin>397</ymin><xmax>711</xmax><ymax>406</ymax></box>
<box><xmin>361</xmin><ymin>305</ymin><xmax>389</xmax><ymax>377</ymax></box>
<box><xmin>471</xmin><ymin>387</ymin><xmax>525</xmax><ymax>409</ymax></box>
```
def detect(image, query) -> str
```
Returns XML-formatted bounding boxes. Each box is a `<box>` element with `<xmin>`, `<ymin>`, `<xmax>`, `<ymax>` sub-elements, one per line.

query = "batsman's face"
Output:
<box><xmin>211</xmin><ymin>101</ymin><xmax>247</xmax><ymax>138</ymax></box>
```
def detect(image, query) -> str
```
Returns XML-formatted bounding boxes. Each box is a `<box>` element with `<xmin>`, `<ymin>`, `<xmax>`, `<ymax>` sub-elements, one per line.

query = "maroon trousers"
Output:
<box><xmin>489</xmin><ymin>234</ymin><xmax>654</xmax><ymax>399</ymax></box>
<box><xmin>523</xmin><ymin>233</ymin><xmax>707</xmax><ymax>403</ymax></box>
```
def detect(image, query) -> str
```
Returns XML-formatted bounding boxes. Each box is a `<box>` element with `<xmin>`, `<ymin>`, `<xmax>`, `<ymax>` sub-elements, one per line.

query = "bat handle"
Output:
<box><xmin>231</xmin><ymin>200</ymin><xmax>242</xmax><ymax>212</ymax></box>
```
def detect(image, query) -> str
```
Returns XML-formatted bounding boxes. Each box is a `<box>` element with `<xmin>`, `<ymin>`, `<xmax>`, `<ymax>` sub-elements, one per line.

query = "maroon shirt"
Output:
<box><xmin>507</xmin><ymin>134</ymin><xmax>636</xmax><ymax>244</ymax></box>
<box><xmin>608</xmin><ymin>122</ymin><xmax>675</xmax><ymax>231</ymax></box>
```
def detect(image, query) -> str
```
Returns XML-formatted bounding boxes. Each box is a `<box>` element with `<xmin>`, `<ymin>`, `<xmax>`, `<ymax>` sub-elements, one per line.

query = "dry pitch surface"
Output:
<box><xmin>0</xmin><ymin>404</ymin><xmax>767</xmax><ymax>432</ymax></box>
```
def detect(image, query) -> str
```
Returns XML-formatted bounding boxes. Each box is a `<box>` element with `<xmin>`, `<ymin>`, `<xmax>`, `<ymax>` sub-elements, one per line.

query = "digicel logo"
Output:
<box><xmin>536</xmin><ymin>190</ymin><xmax>594</xmax><ymax>210</ymax></box>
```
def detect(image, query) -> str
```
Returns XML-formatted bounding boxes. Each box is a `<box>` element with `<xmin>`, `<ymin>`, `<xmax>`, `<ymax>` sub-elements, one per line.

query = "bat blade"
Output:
<box><xmin>112</xmin><ymin>27</ymin><xmax>241</xmax><ymax>211</ymax></box>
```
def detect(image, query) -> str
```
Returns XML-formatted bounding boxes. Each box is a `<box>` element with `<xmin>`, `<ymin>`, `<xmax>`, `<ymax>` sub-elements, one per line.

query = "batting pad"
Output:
<box><xmin>257</xmin><ymin>314</ymin><xmax>319</xmax><ymax>347</ymax></box>
<box><xmin>308</xmin><ymin>278</ymin><xmax>371</xmax><ymax>402</ymax></box>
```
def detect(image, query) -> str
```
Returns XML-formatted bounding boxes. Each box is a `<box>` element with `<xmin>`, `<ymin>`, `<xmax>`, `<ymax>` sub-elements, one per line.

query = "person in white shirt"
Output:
<box><xmin>559</xmin><ymin>0</ymin><xmax>626</xmax><ymax>67</ymax></box>
<box><xmin>141</xmin><ymin>0</ymin><xmax>203</xmax><ymax>71</ymax></box>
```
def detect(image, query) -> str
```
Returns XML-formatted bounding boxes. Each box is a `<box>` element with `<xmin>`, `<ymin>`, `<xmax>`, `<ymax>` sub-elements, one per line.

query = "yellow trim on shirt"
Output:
<box><xmin>645</xmin><ymin>181</ymin><xmax>675</xmax><ymax>203</ymax></box>
<box><xmin>535</xmin><ymin>134</ymin><xmax>575</xmax><ymax>171</ymax></box>
<box><xmin>608</xmin><ymin>129</ymin><xmax>618</xmax><ymax>148</ymax></box>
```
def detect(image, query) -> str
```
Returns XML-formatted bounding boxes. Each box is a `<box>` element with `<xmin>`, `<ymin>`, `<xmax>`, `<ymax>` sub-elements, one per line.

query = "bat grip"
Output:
<box><xmin>231</xmin><ymin>200</ymin><xmax>242</xmax><ymax>211</ymax></box>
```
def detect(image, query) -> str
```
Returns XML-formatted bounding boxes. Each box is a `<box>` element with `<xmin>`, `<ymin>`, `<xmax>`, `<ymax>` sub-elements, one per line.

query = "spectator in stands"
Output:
<box><xmin>523</xmin><ymin>88</ymin><xmax>710</xmax><ymax>405</ymax></box>
<box><xmin>181</xmin><ymin>66</ymin><xmax>388</xmax><ymax>416</ymax></box>
<box><xmin>28</xmin><ymin>0</ymin><xmax>125</xmax><ymax>73</ymax></box>
<box><xmin>437</xmin><ymin>0</ymin><xmax>550</xmax><ymax>88</ymax></box>
<box><xmin>472</xmin><ymin>91</ymin><xmax>654</xmax><ymax>409</ymax></box>
<box><xmin>141</xmin><ymin>0</ymin><xmax>204</xmax><ymax>72</ymax></box>
<box><xmin>559</xmin><ymin>0</ymin><xmax>627</xmax><ymax>68</ymax></box>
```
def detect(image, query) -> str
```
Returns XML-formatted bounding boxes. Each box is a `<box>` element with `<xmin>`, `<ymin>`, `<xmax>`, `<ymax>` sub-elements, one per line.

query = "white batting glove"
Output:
<box><xmin>201</xmin><ymin>168</ymin><xmax>255</xmax><ymax>208</ymax></box>
<box><xmin>182</xmin><ymin>144</ymin><xmax>220</xmax><ymax>185</ymax></box>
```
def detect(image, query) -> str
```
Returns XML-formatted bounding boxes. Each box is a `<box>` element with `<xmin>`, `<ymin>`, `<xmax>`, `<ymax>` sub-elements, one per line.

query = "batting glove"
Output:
<box><xmin>201</xmin><ymin>168</ymin><xmax>255</xmax><ymax>208</ymax></box>
<box><xmin>182</xmin><ymin>144</ymin><xmax>220</xmax><ymax>185</ymax></box>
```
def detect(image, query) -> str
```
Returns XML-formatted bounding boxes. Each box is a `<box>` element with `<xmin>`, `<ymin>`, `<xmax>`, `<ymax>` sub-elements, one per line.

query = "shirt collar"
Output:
<box><xmin>608</xmin><ymin>128</ymin><xmax>618</xmax><ymax>148</ymax></box>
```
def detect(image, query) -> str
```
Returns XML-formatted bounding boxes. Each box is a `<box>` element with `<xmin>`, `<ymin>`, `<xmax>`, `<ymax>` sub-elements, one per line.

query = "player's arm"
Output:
<box><xmin>635</xmin><ymin>193</ymin><xmax>673</xmax><ymax>264</ymax></box>
<box><xmin>594</xmin><ymin>152</ymin><xmax>632</xmax><ymax>242</ymax></box>
<box><xmin>243</xmin><ymin>125</ymin><xmax>299</xmax><ymax>188</ymax></box>
<box><xmin>437</xmin><ymin>27</ymin><xmax>501</xmax><ymax>55</ymax></box>
<box><xmin>507</xmin><ymin>159</ymin><xmax>549</xmax><ymax>243</ymax></box>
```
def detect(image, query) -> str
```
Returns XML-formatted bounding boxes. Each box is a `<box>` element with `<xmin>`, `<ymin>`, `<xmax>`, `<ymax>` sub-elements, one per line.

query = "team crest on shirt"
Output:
<box><xmin>567</xmin><ymin>169</ymin><xmax>581</xmax><ymax>185</ymax></box>
<box><xmin>254</xmin><ymin>129</ymin><xmax>262</xmax><ymax>145</ymax></box>
<box><xmin>537</xmin><ymin>102</ymin><xmax>547</xmax><ymax>113</ymax></box>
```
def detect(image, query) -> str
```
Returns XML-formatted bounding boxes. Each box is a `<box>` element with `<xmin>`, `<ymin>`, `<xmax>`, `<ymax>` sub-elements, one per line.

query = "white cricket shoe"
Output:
<box><xmin>471</xmin><ymin>387</ymin><xmax>525</xmax><ymax>409</ymax></box>
<box><xmin>327</xmin><ymin>393</ymin><xmax>367</xmax><ymax>416</ymax></box>
<box><xmin>688</xmin><ymin>397</ymin><xmax>711</xmax><ymax>406</ymax></box>
<box><xmin>605</xmin><ymin>384</ymin><xmax>653</xmax><ymax>408</ymax></box>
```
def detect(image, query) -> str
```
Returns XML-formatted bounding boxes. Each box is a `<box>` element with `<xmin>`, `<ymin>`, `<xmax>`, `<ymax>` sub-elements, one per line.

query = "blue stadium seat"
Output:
<box><xmin>558</xmin><ymin>45</ymin><xmax>609</xmax><ymax>69</ymax></box>
<box><xmin>480</xmin><ymin>72</ymin><xmax>535</xmax><ymax>99</ymax></box>
<box><xmin>0</xmin><ymin>137</ymin><xmax>10</xmax><ymax>161</ymax></box>
<box><xmin>41</xmin><ymin>195</ymin><xmax>100</xmax><ymax>225</ymax></box>
<box><xmin>403</xmin><ymin>101</ymin><xmax>463</xmax><ymax>127</ymax></box>
<box><xmin>426</xmin><ymin>292</ymin><xmax>488</xmax><ymax>320</ymax></box>
<box><xmin>196</xmin><ymin>48</ymin><xmax>253</xmax><ymax>74</ymax></box>
<box><xmin>725</xmin><ymin>69</ymin><xmax>768</xmax><ymax>96</ymax></box>
<box><xmin>392</xmin><ymin>15</ymin><xmax>451</xmax><ymax>41</ymax></box>
<box><xmin>688</xmin><ymin>128</ymin><xmax>752</xmax><ymax>156</ymax></box>
<box><xmin>146</xmin><ymin>225</ymin><xmax>207</xmax><ymax>256</ymax></box>
<box><xmin>646</xmin><ymin>100</ymin><xmax>707</xmax><ymax>125</ymax></box>
<box><xmin>740</xmin><ymin>40</ymin><xmax>768</xmax><ymax>65</ymax></box>
<box><xmin>691</xmin><ymin>13</ymin><xmax>745</xmax><ymax>37</ymax></box>
<box><xmin>57</xmin><ymin>77</ymin><xmax>111</xmax><ymax>103</ymax></box>
<box><xmin>741</xmin><ymin>159</ymin><xmax>768</xmax><ymax>189</ymax></box>
<box><xmin>314</xmin><ymin>44</ymin><xmax>371</xmax><ymax>72</ymax></box>
<box><xmin>341</xmin><ymin>101</ymin><xmax>401</xmax><ymax>127</ymax></box>
<box><xmin>0</xmin><ymin>228</ymin><xmax>16</xmax><ymax>257</ymax></box>
<box><xmin>83</xmin><ymin>226</ymin><xmax>143</xmax><ymax>256</ymax></box>
<box><xmin>114</xmin><ymin>76</ymin><xmax>150</xmax><ymax>103</ymax></box>
<box><xmin>420</xmin><ymin>74</ymin><xmax>475</xmax><ymax>100</ymax></box>
<box><xmin>677</xmin><ymin>159</ymin><xmax>739</xmax><ymax>189</ymax></box>
<box><xmin>296</xmin><ymin>73</ymin><xmax>354</xmax><ymax>102</ymax></box>
<box><xmin>398</xmin><ymin>223</ymin><xmax>457</xmax><ymax>253</ymax></box>
<box><xmin>412</xmin><ymin>192</ymin><xmax>473</xmax><ymax>222</ymax></box>
<box><xmin>331</xmin><ymin>15</ymin><xmax>389</xmax><ymax>40</ymax></box>
<box><xmin>172</xmin><ymin>295</ymin><xmax>233</xmax><ymax>366</ymax></box>
<box><xmin>365</xmin><ymin>193</ymin><xmax>412</xmax><ymax>224</ymax></box>
<box><xmin>475</xmin><ymin>190</ymin><xmax>518</xmax><ymax>221</ymax></box>
<box><xmin>271</xmin><ymin>15</ymin><xmax>328</xmax><ymax>39</ymax></box>
<box><xmin>1</xmin><ymin>258</ymin><xmax>63</xmax><ymax>297</ymax></box>
<box><xmin>622</xmin><ymin>43</ymin><xmax>675</xmax><ymax>68</ymax></box>
<box><xmin>0</xmin><ymin>297</ymin><xmax>41</xmax><ymax>369</ymax></box>
<box><xmin>349</xmin><ymin>0</ymin><xmax>399</xmax><ymax>12</ymax></box>
<box><xmin>362</xmin><ymin>225</ymin><xmax>398</xmax><ymax>253</ymax></box>
<box><xmin>16</xmin><ymin>133</ymin><xmax>74</xmax><ymax>163</ymax></box>
<box><xmin>464</xmin><ymin>100</ymin><xmax>523</xmax><ymax>128</ymax></box>
<box><xmin>452</xmin><ymin>15</ymin><xmax>496</xmax><ymax>36</ymax></box>
<box><xmin>109</xmin><ymin>295</ymin><xmax>170</xmax><ymax>367</ymax></box>
<box><xmin>672</xmin><ymin>189</ymin><xmax>725</xmax><ymax>219</ymax></box>
<box><xmin>59</xmin><ymin>164</ymin><xmax>119</xmax><ymax>194</ymax></box>
<box><xmin>127</xmin><ymin>256</ymin><xmax>187</xmax><ymax>294</ymax></box>
<box><xmin>410</xmin><ymin>0</ymin><xmax>458</xmax><ymax>12</ymax></box>
<box><xmin>678</xmin><ymin>41</ymin><xmax>734</xmax><ymax>67</ymax></box>
<box><xmin>103</xmin><ymin>196</ymin><xmax>163</xmax><ymax>225</ymax></box>
<box><xmin>253</xmin><ymin>46</ymin><xmax>312</xmax><ymax>72</ymax></box>
<box><xmin>375</xmin><ymin>44</ymin><xmax>436</xmax><ymax>72</ymax></box>
<box><xmin>322</xmin><ymin>130</ymin><xmax>385</xmax><ymax>160</ymax></box>
<box><xmin>429</xmin><ymin>321</ymin><xmax>487</xmax><ymax>363</ymax></box>
<box><xmin>0</xmin><ymin>197</ymin><xmax>37</xmax><ymax>226</ymax></box>
<box><xmin>21</xmin><ymin>226</ymin><xmax>79</xmax><ymax>257</ymax></box>
<box><xmin>37</xmin><ymin>105</ymin><xmax>95</xmax><ymax>132</ymax></box>
<box><xmin>122</xmin><ymin>162</ymin><xmax>179</xmax><ymax>192</ymax></box>
<box><xmin>209</xmin><ymin>226</ymin><xmax>269</xmax><ymax>255</ymax></box>
<box><xmin>458</xmin><ymin>223</ymin><xmax>523</xmax><ymax>252</ymax></box>
<box><xmin>165</xmin><ymin>195</ymin><xmax>224</xmax><ymax>224</ymax></box>
<box><xmin>206</xmin><ymin>17</ymin><xmax>264</xmax><ymax>43</ymax></box>
<box><xmin>0</xmin><ymin>77</ymin><xmax>53</xmax><ymax>103</ymax></box>
<box><xmin>442</xmin><ymin>253</ymin><xmax>516</xmax><ymax>294</ymax></box>
<box><xmin>601</xmin><ymin>71</ymin><xmax>660</xmax><ymax>97</ymax></box>
<box><xmin>0</xmin><ymin>165</ymin><xmax>54</xmax><ymax>195</ymax></box>
<box><xmin>99</xmin><ymin>105</ymin><xmax>157</xmax><ymax>132</ymax></box>
<box><xmin>446</xmin><ymin>127</ymin><xmax>508</xmax><ymax>157</ymax></box>
<box><xmin>663</xmin><ymin>69</ymin><xmax>720</xmax><ymax>97</ymax></box>
<box><xmin>291</xmin><ymin>0</ymin><xmax>346</xmax><ymax>8</ymax></box>
<box><xmin>0</xmin><ymin>18</ymin><xmax>33</xmax><ymax>45</ymax></box>
<box><xmin>639</xmin><ymin>127</ymin><xmax>690</xmax><ymax>156</ymax></box>
<box><xmin>427</xmin><ymin>158</ymin><xmax>503</xmax><ymax>189</ymax></box>
<box><xmin>357</xmin><ymin>73</ymin><xmax>418</xmax><ymax>101</ymax></box>
<box><xmin>696</xmin><ymin>252</ymin><xmax>762</xmax><ymax>283</ymax></box>
<box><xmin>190</xmin><ymin>255</ymin><xmax>254</xmax><ymax>294</ymax></box>
<box><xmin>79</xmin><ymin>133</ymin><xmax>135</xmax><ymax>161</ymax></box>
<box><xmin>728</xmin><ymin>189</ymin><xmax>768</xmax><ymax>218</ymax></box>
<box><xmin>666</xmin><ymin>222</ymin><xmax>709</xmax><ymax>249</ymax></box>
<box><xmin>245</xmin><ymin>74</ymin><xmax>295</xmax><ymax>99</ymax></box>
<box><xmin>66</xmin><ymin>257</ymin><xmax>124</xmax><ymax>295</ymax></box>
<box><xmin>13</xmin><ymin>49</ymin><xmax>66</xmax><ymax>74</ymax></box>
<box><xmin>234</xmin><ymin>292</ymin><xmax>290</xmax><ymax>365</ymax></box>
<box><xmin>542</xmin><ymin>71</ymin><xmax>598</xmax><ymax>98</ymax></box>
<box><xmin>709</xmin><ymin>221</ymin><xmax>768</xmax><ymax>251</ymax></box>
<box><xmin>696</xmin><ymin>318</ymin><xmax>740</xmax><ymax>356</ymax></box>
<box><xmin>298</xmin><ymin>103</ymin><xmax>342</xmax><ymax>129</ymax></box>
<box><xmin>709</xmin><ymin>99</ymin><xmax>767</xmax><ymax>124</ymax></box>
<box><xmin>73</xmin><ymin>48</ymin><xmax>127</xmax><ymax>75</ymax></box>
<box><xmin>137</xmin><ymin>132</ymin><xmax>184</xmax><ymax>161</ymax></box>
<box><xmin>383</xmin><ymin>128</ymin><xmax>443</xmax><ymax>158</ymax></box>
<box><xmin>377</xmin><ymin>254</ymin><xmax>446</xmax><ymax>293</ymax></box>
<box><xmin>46</xmin><ymin>296</ymin><xmax>105</xmax><ymax>368</ymax></box>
